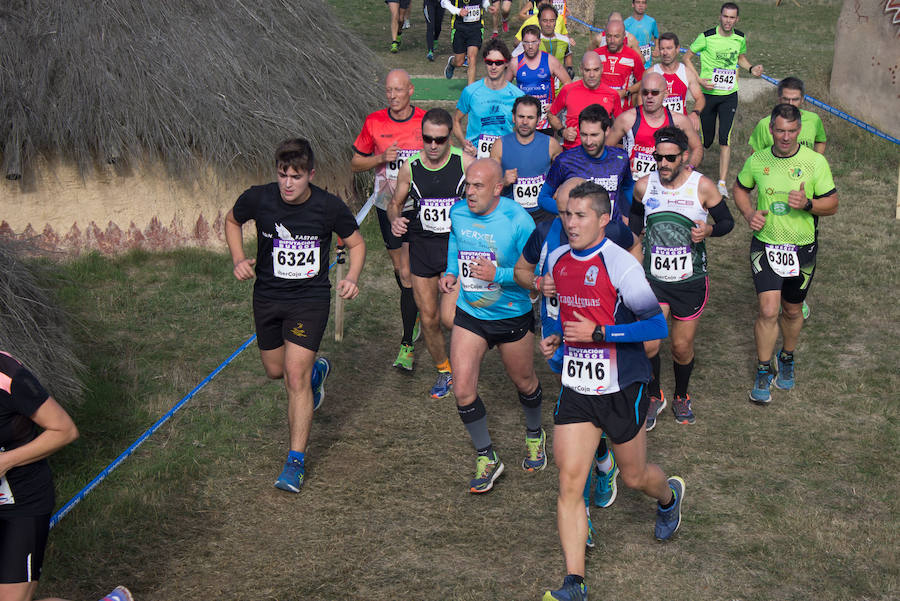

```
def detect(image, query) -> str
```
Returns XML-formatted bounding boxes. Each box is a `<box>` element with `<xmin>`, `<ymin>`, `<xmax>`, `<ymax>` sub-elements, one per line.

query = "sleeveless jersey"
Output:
<box><xmin>407</xmin><ymin>147</ymin><xmax>466</xmax><ymax>238</ymax></box>
<box><xmin>640</xmin><ymin>170</ymin><xmax>709</xmax><ymax>284</ymax></box>
<box><xmin>651</xmin><ymin>63</ymin><xmax>689</xmax><ymax>115</ymax></box>
<box><xmin>499</xmin><ymin>132</ymin><xmax>554</xmax><ymax>212</ymax></box>
<box><xmin>515</xmin><ymin>52</ymin><xmax>555</xmax><ymax>129</ymax></box>
<box><xmin>623</xmin><ymin>106</ymin><xmax>675</xmax><ymax>181</ymax></box>
<box><xmin>352</xmin><ymin>107</ymin><xmax>425</xmax><ymax>210</ymax></box>
<box><xmin>446</xmin><ymin>197</ymin><xmax>536</xmax><ymax>320</ymax></box>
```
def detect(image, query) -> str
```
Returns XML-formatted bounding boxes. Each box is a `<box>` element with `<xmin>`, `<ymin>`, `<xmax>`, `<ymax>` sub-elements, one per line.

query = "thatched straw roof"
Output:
<box><xmin>0</xmin><ymin>0</ymin><xmax>385</xmax><ymax>181</ymax></box>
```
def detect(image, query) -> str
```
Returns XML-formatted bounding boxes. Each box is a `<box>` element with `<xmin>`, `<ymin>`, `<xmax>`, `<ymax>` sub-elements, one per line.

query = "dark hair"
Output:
<box><xmin>422</xmin><ymin>107</ymin><xmax>453</xmax><ymax>131</ymax></box>
<box><xmin>569</xmin><ymin>181</ymin><xmax>611</xmax><ymax>216</ymax></box>
<box><xmin>658</xmin><ymin>31</ymin><xmax>679</xmax><ymax>47</ymax></box>
<box><xmin>513</xmin><ymin>95</ymin><xmax>542</xmax><ymax>116</ymax></box>
<box><xmin>770</xmin><ymin>103</ymin><xmax>802</xmax><ymax>124</ymax></box>
<box><xmin>578</xmin><ymin>104</ymin><xmax>612</xmax><ymax>130</ymax></box>
<box><xmin>521</xmin><ymin>24</ymin><xmax>542</xmax><ymax>40</ymax></box>
<box><xmin>482</xmin><ymin>37</ymin><xmax>511</xmax><ymax>62</ymax></box>
<box><xmin>721</xmin><ymin>2</ymin><xmax>739</xmax><ymax>14</ymax></box>
<box><xmin>654</xmin><ymin>126</ymin><xmax>689</xmax><ymax>151</ymax></box>
<box><xmin>275</xmin><ymin>138</ymin><xmax>314</xmax><ymax>172</ymax></box>
<box><xmin>537</xmin><ymin>3</ymin><xmax>558</xmax><ymax>20</ymax></box>
<box><xmin>777</xmin><ymin>76</ymin><xmax>805</xmax><ymax>97</ymax></box>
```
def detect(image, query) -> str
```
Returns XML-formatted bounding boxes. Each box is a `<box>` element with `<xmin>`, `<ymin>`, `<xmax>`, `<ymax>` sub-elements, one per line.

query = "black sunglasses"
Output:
<box><xmin>423</xmin><ymin>134</ymin><xmax>450</xmax><ymax>145</ymax></box>
<box><xmin>484</xmin><ymin>59</ymin><xmax>508</xmax><ymax>66</ymax></box>
<box><xmin>652</xmin><ymin>152</ymin><xmax>681</xmax><ymax>163</ymax></box>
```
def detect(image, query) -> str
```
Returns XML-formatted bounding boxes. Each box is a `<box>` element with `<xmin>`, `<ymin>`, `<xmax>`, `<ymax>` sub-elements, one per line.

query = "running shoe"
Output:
<box><xmin>99</xmin><ymin>586</ymin><xmax>134</xmax><ymax>601</ymax></box>
<box><xmin>393</xmin><ymin>343</ymin><xmax>414</xmax><ymax>371</ymax></box>
<box><xmin>274</xmin><ymin>457</ymin><xmax>304</xmax><ymax>493</ymax></box>
<box><xmin>444</xmin><ymin>55</ymin><xmax>455</xmax><ymax>79</ymax></box>
<box><xmin>502</xmin><ymin>18</ymin><xmax>509</xmax><ymax>32</ymax></box>
<box><xmin>775</xmin><ymin>354</ymin><xmax>795</xmax><ymax>390</ymax></box>
<box><xmin>403</xmin><ymin>17</ymin><xmax>411</xmax><ymax>29</ymax></box>
<box><xmin>429</xmin><ymin>371</ymin><xmax>453</xmax><ymax>398</ymax></box>
<box><xmin>593</xmin><ymin>452</ymin><xmax>619</xmax><ymax>508</ymax></box>
<box><xmin>462</xmin><ymin>57</ymin><xmax>468</xmax><ymax>67</ymax></box>
<box><xmin>655</xmin><ymin>476</ymin><xmax>685</xmax><ymax>540</ymax></box>
<box><xmin>749</xmin><ymin>367</ymin><xmax>773</xmax><ymax>404</ymax></box>
<box><xmin>801</xmin><ymin>300</ymin><xmax>810</xmax><ymax>320</ymax></box>
<box><xmin>645</xmin><ymin>391</ymin><xmax>666</xmax><ymax>431</ymax></box>
<box><xmin>543</xmin><ymin>576</ymin><xmax>588</xmax><ymax>601</ymax></box>
<box><xmin>311</xmin><ymin>357</ymin><xmax>331</xmax><ymax>411</ymax></box>
<box><xmin>412</xmin><ymin>315</ymin><xmax>421</xmax><ymax>342</ymax></box>
<box><xmin>469</xmin><ymin>452</ymin><xmax>504</xmax><ymax>493</ymax></box>
<box><xmin>717</xmin><ymin>179</ymin><xmax>729</xmax><ymax>198</ymax></box>
<box><xmin>390</xmin><ymin>40</ymin><xmax>399</xmax><ymax>53</ymax></box>
<box><xmin>585</xmin><ymin>505</ymin><xmax>595</xmax><ymax>548</ymax></box>
<box><xmin>523</xmin><ymin>428</ymin><xmax>547</xmax><ymax>471</ymax></box>
<box><xmin>672</xmin><ymin>394</ymin><xmax>695</xmax><ymax>424</ymax></box>
<box><xmin>426</xmin><ymin>50</ymin><xmax>434</xmax><ymax>61</ymax></box>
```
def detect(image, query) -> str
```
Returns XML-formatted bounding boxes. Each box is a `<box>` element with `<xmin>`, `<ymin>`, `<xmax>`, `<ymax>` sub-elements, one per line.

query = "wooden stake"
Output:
<box><xmin>334</xmin><ymin>241</ymin><xmax>346</xmax><ymax>342</ymax></box>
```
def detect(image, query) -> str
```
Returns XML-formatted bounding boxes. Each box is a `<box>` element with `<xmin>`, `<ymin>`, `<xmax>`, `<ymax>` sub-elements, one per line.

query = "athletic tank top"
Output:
<box><xmin>640</xmin><ymin>170</ymin><xmax>709</xmax><ymax>283</ymax></box>
<box><xmin>408</xmin><ymin>147</ymin><xmax>466</xmax><ymax>238</ymax></box>
<box><xmin>651</xmin><ymin>64</ymin><xmax>689</xmax><ymax>115</ymax></box>
<box><xmin>499</xmin><ymin>132</ymin><xmax>553</xmax><ymax>212</ymax></box>
<box><xmin>515</xmin><ymin>52</ymin><xmax>554</xmax><ymax>129</ymax></box>
<box><xmin>623</xmin><ymin>106</ymin><xmax>674</xmax><ymax>181</ymax></box>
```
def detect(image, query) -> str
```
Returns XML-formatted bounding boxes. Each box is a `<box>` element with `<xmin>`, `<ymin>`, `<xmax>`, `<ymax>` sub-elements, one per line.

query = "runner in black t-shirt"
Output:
<box><xmin>0</xmin><ymin>351</ymin><xmax>79</xmax><ymax>598</ymax></box>
<box><xmin>225</xmin><ymin>139</ymin><xmax>366</xmax><ymax>493</ymax></box>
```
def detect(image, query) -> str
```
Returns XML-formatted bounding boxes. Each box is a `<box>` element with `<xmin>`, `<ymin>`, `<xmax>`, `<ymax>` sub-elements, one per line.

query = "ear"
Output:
<box><xmin>308</xmin><ymin>168</ymin><xmax>316</xmax><ymax>181</ymax></box>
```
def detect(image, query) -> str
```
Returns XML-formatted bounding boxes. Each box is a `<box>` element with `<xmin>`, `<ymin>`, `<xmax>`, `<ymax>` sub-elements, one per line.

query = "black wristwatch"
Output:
<box><xmin>803</xmin><ymin>199</ymin><xmax>814</xmax><ymax>212</ymax></box>
<box><xmin>592</xmin><ymin>325</ymin><xmax>604</xmax><ymax>343</ymax></box>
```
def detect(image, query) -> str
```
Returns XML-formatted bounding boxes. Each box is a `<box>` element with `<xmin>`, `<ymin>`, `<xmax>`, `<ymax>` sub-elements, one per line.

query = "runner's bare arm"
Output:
<box><xmin>673</xmin><ymin>112</ymin><xmax>703</xmax><ymax>167</ymax></box>
<box><xmin>549</xmin><ymin>55</ymin><xmax>572</xmax><ymax>86</ymax></box>
<box><xmin>453</xmin><ymin>109</ymin><xmax>477</xmax><ymax>155</ymax></box>
<box><xmin>225</xmin><ymin>210</ymin><xmax>256</xmax><ymax>280</ymax></box>
<box><xmin>387</xmin><ymin>162</ymin><xmax>412</xmax><ymax>233</ymax></box>
<box><xmin>337</xmin><ymin>230</ymin><xmax>367</xmax><ymax>300</ymax></box>
<box><xmin>605</xmin><ymin>110</ymin><xmax>633</xmax><ymax>148</ymax></box>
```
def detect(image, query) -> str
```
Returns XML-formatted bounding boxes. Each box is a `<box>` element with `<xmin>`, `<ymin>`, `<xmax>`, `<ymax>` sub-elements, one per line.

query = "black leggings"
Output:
<box><xmin>423</xmin><ymin>0</ymin><xmax>444</xmax><ymax>52</ymax></box>
<box><xmin>700</xmin><ymin>91</ymin><xmax>738</xmax><ymax>147</ymax></box>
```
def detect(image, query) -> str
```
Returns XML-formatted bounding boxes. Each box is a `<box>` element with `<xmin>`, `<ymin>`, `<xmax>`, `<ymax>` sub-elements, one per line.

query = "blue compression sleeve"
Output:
<box><xmin>604</xmin><ymin>311</ymin><xmax>667</xmax><ymax>343</ymax></box>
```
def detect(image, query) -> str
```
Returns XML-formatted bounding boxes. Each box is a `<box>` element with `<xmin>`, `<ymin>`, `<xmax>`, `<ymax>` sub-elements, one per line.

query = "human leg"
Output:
<box><xmin>670</xmin><ymin>316</ymin><xmax>699</xmax><ymax>423</ymax></box>
<box><xmin>466</xmin><ymin>44</ymin><xmax>479</xmax><ymax>85</ymax></box>
<box><xmin>411</xmin><ymin>274</ymin><xmax>448</xmax><ymax>366</ymax></box>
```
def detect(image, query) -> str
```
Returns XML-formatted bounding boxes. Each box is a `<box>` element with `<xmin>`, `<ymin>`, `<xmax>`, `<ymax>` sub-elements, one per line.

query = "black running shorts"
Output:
<box><xmin>700</xmin><ymin>91</ymin><xmax>738</xmax><ymax>147</ymax></box>
<box><xmin>452</xmin><ymin>23</ymin><xmax>483</xmax><ymax>55</ymax></box>
<box><xmin>453</xmin><ymin>307</ymin><xmax>535</xmax><ymax>349</ymax></box>
<box><xmin>253</xmin><ymin>296</ymin><xmax>330</xmax><ymax>352</ymax></box>
<box><xmin>385</xmin><ymin>0</ymin><xmax>412</xmax><ymax>8</ymax></box>
<box><xmin>749</xmin><ymin>237</ymin><xmax>817</xmax><ymax>304</ymax></box>
<box><xmin>376</xmin><ymin>207</ymin><xmax>409</xmax><ymax>251</ymax></box>
<box><xmin>554</xmin><ymin>381</ymin><xmax>649</xmax><ymax>445</ymax></box>
<box><xmin>409</xmin><ymin>234</ymin><xmax>449</xmax><ymax>278</ymax></box>
<box><xmin>649</xmin><ymin>276</ymin><xmax>709</xmax><ymax>321</ymax></box>
<box><xmin>0</xmin><ymin>514</ymin><xmax>49</xmax><ymax>583</ymax></box>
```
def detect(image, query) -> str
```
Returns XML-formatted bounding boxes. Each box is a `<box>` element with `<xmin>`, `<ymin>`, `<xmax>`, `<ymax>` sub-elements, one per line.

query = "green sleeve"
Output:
<box><xmin>748</xmin><ymin>117</ymin><xmax>771</xmax><ymax>152</ymax></box>
<box><xmin>689</xmin><ymin>33</ymin><xmax>706</xmax><ymax>54</ymax></box>
<box><xmin>813</xmin><ymin>114</ymin><xmax>827</xmax><ymax>142</ymax></box>
<box><xmin>811</xmin><ymin>154</ymin><xmax>836</xmax><ymax>197</ymax></box>
<box><xmin>737</xmin><ymin>155</ymin><xmax>756</xmax><ymax>190</ymax></box>
<box><xmin>739</xmin><ymin>36</ymin><xmax>747</xmax><ymax>55</ymax></box>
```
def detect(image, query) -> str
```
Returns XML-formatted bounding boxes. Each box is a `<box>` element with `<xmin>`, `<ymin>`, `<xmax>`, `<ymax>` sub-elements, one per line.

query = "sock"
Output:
<box><xmin>597</xmin><ymin>435</ymin><xmax>608</xmax><ymax>458</ymax></box>
<box><xmin>659</xmin><ymin>485</ymin><xmax>676</xmax><ymax>509</ymax></box>
<box><xmin>518</xmin><ymin>384</ymin><xmax>543</xmax><ymax>436</ymax></box>
<box><xmin>779</xmin><ymin>348</ymin><xmax>794</xmax><ymax>363</ymax></box>
<box><xmin>458</xmin><ymin>396</ymin><xmax>492</xmax><ymax>453</ymax></box>
<box><xmin>757</xmin><ymin>360</ymin><xmax>772</xmax><ymax>373</ymax></box>
<box><xmin>673</xmin><ymin>359</ymin><xmax>694</xmax><ymax>398</ymax></box>
<box><xmin>436</xmin><ymin>359</ymin><xmax>451</xmax><ymax>373</ymax></box>
<box><xmin>400</xmin><ymin>287</ymin><xmax>417</xmax><ymax>345</ymax></box>
<box><xmin>288</xmin><ymin>450</ymin><xmax>305</xmax><ymax>465</ymax></box>
<box><xmin>595</xmin><ymin>450</ymin><xmax>613</xmax><ymax>473</ymax></box>
<box><xmin>564</xmin><ymin>574</ymin><xmax>584</xmax><ymax>586</ymax></box>
<box><xmin>649</xmin><ymin>353</ymin><xmax>661</xmax><ymax>397</ymax></box>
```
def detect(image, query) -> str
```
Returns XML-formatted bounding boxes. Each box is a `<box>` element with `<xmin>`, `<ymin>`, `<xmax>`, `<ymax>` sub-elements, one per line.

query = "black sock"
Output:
<box><xmin>649</xmin><ymin>353</ymin><xmax>661</xmax><ymax>397</ymax></box>
<box><xmin>757</xmin><ymin>360</ymin><xmax>772</xmax><ymax>373</ymax></box>
<box><xmin>476</xmin><ymin>445</ymin><xmax>494</xmax><ymax>458</ymax></box>
<box><xmin>673</xmin><ymin>359</ymin><xmax>694</xmax><ymax>397</ymax></box>
<box><xmin>779</xmin><ymin>348</ymin><xmax>794</xmax><ymax>363</ymax></box>
<box><xmin>596</xmin><ymin>436</ymin><xmax>608</xmax><ymax>459</ymax></box>
<box><xmin>660</xmin><ymin>489</ymin><xmax>675</xmax><ymax>509</ymax></box>
<box><xmin>400</xmin><ymin>286</ymin><xmax>417</xmax><ymax>345</ymax></box>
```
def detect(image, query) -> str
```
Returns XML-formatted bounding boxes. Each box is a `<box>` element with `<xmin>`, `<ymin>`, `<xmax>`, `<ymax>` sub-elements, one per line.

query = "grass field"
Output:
<box><xmin>24</xmin><ymin>1</ymin><xmax>900</xmax><ymax>600</ymax></box>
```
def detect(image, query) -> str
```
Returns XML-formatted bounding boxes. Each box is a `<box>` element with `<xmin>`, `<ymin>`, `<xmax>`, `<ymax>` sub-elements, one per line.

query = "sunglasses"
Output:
<box><xmin>484</xmin><ymin>59</ymin><xmax>508</xmax><ymax>66</ymax></box>
<box><xmin>422</xmin><ymin>134</ymin><xmax>449</xmax><ymax>145</ymax></box>
<box><xmin>652</xmin><ymin>152</ymin><xmax>681</xmax><ymax>163</ymax></box>
<box><xmin>641</xmin><ymin>89</ymin><xmax>663</xmax><ymax>96</ymax></box>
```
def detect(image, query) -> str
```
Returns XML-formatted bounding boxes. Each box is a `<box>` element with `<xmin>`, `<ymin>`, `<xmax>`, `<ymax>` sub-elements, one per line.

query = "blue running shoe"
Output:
<box><xmin>311</xmin><ymin>357</ymin><xmax>331</xmax><ymax>411</ymax></box>
<box><xmin>523</xmin><ymin>428</ymin><xmax>547</xmax><ymax>471</ymax></box>
<box><xmin>749</xmin><ymin>367</ymin><xmax>773</xmax><ymax>404</ymax></box>
<box><xmin>672</xmin><ymin>394</ymin><xmax>695</xmax><ymax>425</ymax></box>
<box><xmin>646</xmin><ymin>391</ymin><xmax>666</xmax><ymax>431</ymax></box>
<box><xmin>775</xmin><ymin>353</ymin><xmax>795</xmax><ymax>390</ymax></box>
<box><xmin>655</xmin><ymin>476</ymin><xmax>685</xmax><ymax>540</ymax></box>
<box><xmin>444</xmin><ymin>55</ymin><xmax>455</xmax><ymax>79</ymax></box>
<box><xmin>429</xmin><ymin>371</ymin><xmax>452</xmax><ymax>399</ymax></box>
<box><xmin>585</xmin><ymin>506</ymin><xmax>595</xmax><ymax>548</ymax></box>
<box><xmin>543</xmin><ymin>576</ymin><xmax>588</xmax><ymax>601</ymax></box>
<box><xmin>469</xmin><ymin>452</ymin><xmax>504</xmax><ymax>493</ymax></box>
<box><xmin>594</xmin><ymin>453</ymin><xmax>618</xmax><ymax>508</ymax></box>
<box><xmin>99</xmin><ymin>586</ymin><xmax>134</xmax><ymax>601</ymax></box>
<box><xmin>274</xmin><ymin>457</ymin><xmax>304</xmax><ymax>493</ymax></box>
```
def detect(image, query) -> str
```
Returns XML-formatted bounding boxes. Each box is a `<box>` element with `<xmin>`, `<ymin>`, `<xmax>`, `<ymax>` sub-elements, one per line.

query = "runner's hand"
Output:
<box><xmin>563</xmin><ymin>311</ymin><xmax>597</xmax><ymax>343</ymax></box>
<box><xmin>748</xmin><ymin>210</ymin><xmax>768</xmax><ymax>231</ymax></box>
<box><xmin>787</xmin><ymin>182</ymin><xmax>807</xmax><ymax>210</ymax></box>
<box><xmin>233</xmin><ymin>258</ymin><xmax>256</xmax><ymax>280</ymax></box>
<box><xmin>391</xmin><ymin>216</ymin><xmax>409</xmax><ymax>237</ymax></box>
<box><xmin>540</xmin><ymin>334</ymin><xmax>561</xmax><ymax>359</ymax></box>
<box><xmin>699</xmin><ymin>78</ymin><xmax>714</xmax><ymax>91</ymax></box>
<box><xmin>383</xmin><ymin>143</ymin><xmax>399</xmax><ymax>164</ymax></box>
<box><xmin>540</xmin><ymin>274</ymin><xmax>556</xmax><ymax>297</ymax></box>
<box><xmin>750</xmin><ymin>64</ymin><xmax>764</xmax><ymax>77</ymax></box>
<box><xmin>472</xmin><ymin>256</ymin><xmax>496</xmax><ymax>281</ymax></box>
<box><xmin>462</xmin><ymin>139</ymin><xmax>477</xmax><ymax>156</ymax></box>
<box><xmin>563</xmin><ymin>127</ymin><xmax>578</xmax><ymax>142</ymax></box>
<box><xmin>691</xmin><ymin>220</ymin><xmax>712</xmax><ymax>242</ymax></box>
<box><xmin>503</xmin><ymin>168</ymin><xmax>518</xmax><ymax>186</ymax></box>
<box><xmin>439</xmin><ymin>273</ymin><xmax>458</xmax><ymax>294</ymax></box>
<box><xmin>337</xmin><ymin>278</ymin><xmax>360</xmax><ymax>300</ymax></box>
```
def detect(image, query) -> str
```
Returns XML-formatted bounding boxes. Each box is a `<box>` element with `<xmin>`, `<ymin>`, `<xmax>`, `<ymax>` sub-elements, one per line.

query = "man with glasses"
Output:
<box><xmin>507</xmin><ymin>25</ymin><xmax>571</xmax><ymax>134</ymax></box>
<box><xmin>514</xmin><ymin>4</ymin><xmax>573</xmax><ymax>76</ymax></box>
<box><xmin>630</xmin><ymin>127</ymin><xmax>733</xmax><ymax>429</ymax></box>
<box><xmin>453</xmin><ymin>38</ymin><xmax>525</xmax><ymax>158</ymax></box>
<box><xmin>605</xmin><ymin>72</ymin><xmax>703</xmax><ymax>183</ymax></box>
<box><xmin>389</xmin><ymin>108</ymin><xmax>475</xmax><ymax>399</ymax></box>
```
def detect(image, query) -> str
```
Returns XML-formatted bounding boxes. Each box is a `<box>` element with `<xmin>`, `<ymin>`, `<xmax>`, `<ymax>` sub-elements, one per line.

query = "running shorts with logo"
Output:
<box><xmin>456</xmin><ymin>79</ymin><xmax>525</xmax><ymax>155</ymax></box>
<box><xmin>548</xmin><ymin>80</ymin><xmax>621</xmax><ymax>149</ymax></box>
<box><xmin>537</xmin><ymin>145</ymin><xmax>634</xmax><ymax>219</ymax></box>
<box><xmin>253</xmin><ymin>296</ymin><xmax>331</xmax><ymax>352</ymax></box>
<box><xmin>624</xmin><ymin>14</ymin><xmax>659</xmax><ymax>68</ymax></box>
<box><xmin>736</xmin><ymin>145</ymin><xmax>836</xmax><ymax>303</ymax></box>
<box><xmin>700</xmin><ymin>91</ymin><xmax>738</xmax><ymax>147</ymax></box>
<box><xmin>407</xmin><ymin>147</ymin><xmax>466</xmax><ymax>277</ymax></box>
<box><xmin>690</xmin><ymin>26</ymin><xmax>746</xmax><ymax>146</ymax></box>
<box><xmin>446</xmin><ymin>196</ymin><xmax>536</xmax><ymax>320</ymax></box>
<box><xmin>555</xmin><ymin>382</ymin><xmax>649</xmax><ymax>444</ymax></box>
<box><xmin>748</xmin><ymin>110</ymin><xmax>827</xmax><ymax>153</ymax></box>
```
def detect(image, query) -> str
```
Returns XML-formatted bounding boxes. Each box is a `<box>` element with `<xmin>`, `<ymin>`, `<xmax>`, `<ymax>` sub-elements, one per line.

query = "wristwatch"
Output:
<box><xmin>592</xmin><ymin>325</ymin><xmax>604</xmax><ymax>343</ymax></box>
<box><xmin>804</xmin><ymin>199</ymin><xmax>813</xmax><ymax>212</ymax></box>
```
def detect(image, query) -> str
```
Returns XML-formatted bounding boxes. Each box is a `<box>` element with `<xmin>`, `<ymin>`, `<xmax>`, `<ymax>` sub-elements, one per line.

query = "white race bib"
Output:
<box><xmin>663</xmin><ymin>94</ymin><xmax>684</xmax><ymax>114</ymax></box>
<box><xmin>640</xmin><ymin>44</ymin><xmax>652</xmax><ymax>63</ymax></box>
<box><xmin>712</xmin><ymin>68</ymin><xmax>736</xmax><ymax>91</ymax></box>
<box><xmin>463</xmin><ymin>6</ymin><xmax>481</xmax><ymax>22</ymax></box>
<box><xmin>765</xmin><ymin>243</ymin><xmax>799</xmax><ymax>278</ymax></box>
<box><xmin>458</xmin><ymin>250</ymin><xmax>499</xmax><ymax>292</ymax></box>
<box><xmin>0</xmin><ymin>476</ymin><xmax>15</xmax><ymax>505</ymax></box>
<box><xmin>539</xmin><ymin>99</ymin><xmax>551</xmax><ymax>128</ymax></box>
<box><xmin>513</xmin><ymin>175</ymin><xmax>544</xmax><ymax>209</ymax></box>
<box><xmin>552</xmin><ymin>0</ymin><xmax>565</xmax><ymax>12</ymax></box>
<box><xmin>650</xmin><ymin>245</ymin><xmax>693</xmax><ymax>282</ymax></box>
<box><xmin>562</xmin><ymin>347</ymin><xmax>611</xmax><ymax>394</ymax></box>
<box><xmin>273</xmin><ymin>238</ymin><xmax>320</xmax><ymax>279</ymax></box>
<box><xmin>385</xmin><ymin>149</ymin><xmax>418</xmax><ymax>181</ymax></box>
<box><xmin>631</xmin><ymin>150</ymin><xmax>657</xmax><ymax>180</ymax></box>
<box><xmin>476</xmin><ymin>134</ymin><xmax>499</xmax><ymax>158</ymax></box>
<box><xmin>419</xmin><ymin>197</ymin><xmax>455</xmax><ymax>233</ymax></box>
<box><xmin>545</xmin><ymin>294</ymin><xmax>559</xmax><ymax>319</ymax></box>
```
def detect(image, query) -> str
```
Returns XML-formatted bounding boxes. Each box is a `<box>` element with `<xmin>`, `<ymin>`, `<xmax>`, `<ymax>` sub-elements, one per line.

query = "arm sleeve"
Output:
<box><xmin>606</xmin><ymin>218</ymin><xmax>637</xmax><ymax>249</ymax></box>
<box><xmin>708</xmin><ymin>199</ymin><xmax>734</xmax><ymax>237</ymax></box>
<box><xmin>604</xmin><ymin>311</ymin><xmax>667</xmax><ymax>342</ymax></box>
<box><xmin>538</xmin><ymin>161</ymin><xmax>563</xmax><ymax>213</ymax></box>
<box><xmin>616</xmin><ymin>168</ymin><xmax>635</xmax><ymax>217</ymax></box>
<box><xmin>811</xmin><ymin>154</ymin><xmax>836</xmax><ymax>197</ymax></box>
<box><xmin>521</xmin><ymin>225</ymin><xmax>546</xmax><ymax>265</ymax></box>
<box><xmin>9</xmin><ymin>368</ymin><xmax>51</xmax><ymax>416</ymax></box>
<box><xmin>441</xmin><ymin>0</ymin><xmax>461</xmax><ymax>15</ymax></box>
<box><xmin>632</xmin><ymin>52</ymin><xmax>646</xmax><ymax>81</ymax></box>
<box><xmin>548</xmin><ymin>85</ymin><xmax>567</xmax><ymax>116</ymax></box>
<box><xmin>333</xmin><ymin>198</ymin><xmax>360</xmax><ymax>239</ymax></box>
<box><xmin>456</xmin><ymin>86</ymin><xmax>471</xmax><ymax>114</ymax></box>
<box><xmin>814</xmin><ymin>115</ymin><xmax>827</xmax><ymax>142</ymax></box>
<box><xmin>352</xmin><ymin>121</ymin><xmax>375</xmax><ymax>156</ymax></box>
<box><xmin>748</xmin><ymin>119</ymin><xmax>769</xmax><ymax>152</ymax></box>
<box><xmin>495</xmin><ymin>213</ymin><xmax>536</xmax><ymax>285</ymax></box>
<box><xmin>629</xmin><ymin>201</ymin><xmax>645</xmax><ymax>236</ymax></box>
<box><xmin>446</xmin><ymin>224</ymin><xmax>460</xmax><ymax>277</ymax></box>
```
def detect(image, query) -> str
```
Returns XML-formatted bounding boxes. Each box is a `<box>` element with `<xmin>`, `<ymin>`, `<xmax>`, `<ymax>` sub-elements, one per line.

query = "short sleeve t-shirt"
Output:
<box><xmin>689</xmin><ymin>27</ymin><xmax>747</xmax><ymax>96</ymax></box>
<box><xmin>748</xmin><ymin>109</ymin><xmax>827</xmax><ymax>153</ymax></box>
<box><xmin>736</xmin><ymin>145</ymin><xmax>836</xmax><ymax>246</ymax></box>
<box><xmin>549</xmin><ymin>80</ymin><xmax>621</xmax><ymax>149</ymax></box>
<box><xmin>456</xmin><ymin>80</ymin><xmax>525</xmax><ymax>144</ymax></box>
<box><xmin>231</xmin><ymin>183</ymin><xmax>359</xmax><ymax>302</ymax></box>
<box><xmin>624</xmin><ymin>14</ymin><xmax>659</xmax><ymax>67</ymax></box>
<box><xmin>0</xmin><ymin>352</ymin><xmax>54</xmax><ymax>516</ymax></box>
